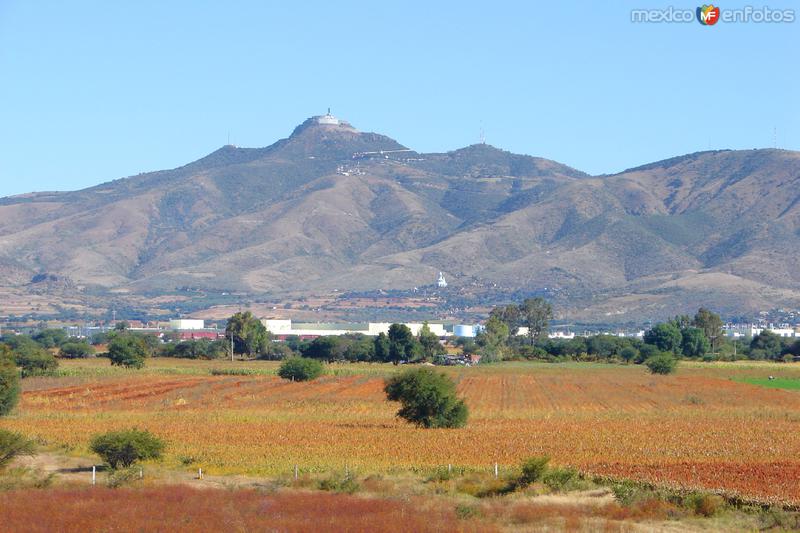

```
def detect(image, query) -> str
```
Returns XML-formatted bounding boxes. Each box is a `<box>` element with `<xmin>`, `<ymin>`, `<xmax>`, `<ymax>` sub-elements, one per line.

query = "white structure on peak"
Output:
<box><xmin>437</xmin><ymin>272</ymin><xmax>447</xmax><ymax>288</ymax></box>
<box><xmin>317</xmin><ymin>108</ymin><xmax>340</xmax><ymax>126</ymax></box>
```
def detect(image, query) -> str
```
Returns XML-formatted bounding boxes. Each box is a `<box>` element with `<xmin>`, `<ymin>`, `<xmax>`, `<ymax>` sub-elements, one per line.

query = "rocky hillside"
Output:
<box><xmin>1</xmin><ymin>113</ymin><xmax>798</xmax><ymax>321</ymax></box>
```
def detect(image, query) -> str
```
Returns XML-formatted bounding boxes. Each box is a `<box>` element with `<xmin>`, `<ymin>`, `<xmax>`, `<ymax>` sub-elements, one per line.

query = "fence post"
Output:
<box><xmin>494</xmin><ymin>463</ymin><xmax>498</xmax><ymax>478</ymax></box>
<box><xmin>92</xmin><ymin>465</ymin><xmax>96</xmax><ymax>485</ymax></box>
<box><xmin>294</xmin><ymin>465</ymin><xmax>298</xmax><ymax>480</ymax></box>
<box><xmin>139</xmin><ymin>466</ymin><xmax>143</xmax><ymax>479</ymax></box>
<box><xmin>448</xmin><ymin>464</ymin><xmax>452</xmax><ymax>474</ymax></box>
<box><xmin>198</xmin><ymin>468</ymin><xmax>203</xmax><ymax>480</ymax></box>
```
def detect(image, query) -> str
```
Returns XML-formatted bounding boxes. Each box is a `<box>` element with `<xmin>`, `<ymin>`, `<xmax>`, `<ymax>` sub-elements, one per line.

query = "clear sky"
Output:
<box><xmin>0</xmin><ymin>1</ymin><xmax>797</xmax><ymax>197</ymax></box>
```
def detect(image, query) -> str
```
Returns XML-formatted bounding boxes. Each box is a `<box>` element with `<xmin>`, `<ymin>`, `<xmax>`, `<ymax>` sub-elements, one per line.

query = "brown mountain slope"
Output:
<box><xmin>0</xmin><ymin>114</ymin><xmax>798</xmax><ymax>321</ymax></box>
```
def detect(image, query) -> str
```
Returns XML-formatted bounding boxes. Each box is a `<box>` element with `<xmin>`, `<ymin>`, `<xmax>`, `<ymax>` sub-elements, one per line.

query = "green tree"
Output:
<box><xmin>0</xmin><ymin>429</ymin><xmax>35</xmax><ymax>470</ymax></box>
<box><xmin>302</xmin><ymin>336</ymin><xmax>341</xmax><ymax>362</ymax></box>
<box><xmin>517</xmin><ymin>456</ymin><xmax>550</xmax><ymax>486</ymax></box>
<box><xmin>0</xmin><ymin>346</ymin><xmax>20</xmax><ymax>416</ymax></box>
<box><xmin>89</xmin><ymin>429</ymin><xmax>165</xmax><ymax>469</ymax></box>
<box><xmin>59</xmin><ymin>341</ymin><xmax>96</xmax><ymax>359</ymax></box>
<box><xmin>164</xmin><ymin>339</ymin><xmax>227</xmax><ymax>359</ymax></box>
<box><xmin>32</xmin><ymin>328</ymin><xmax>68</xmax><ymax>349</ymax></box>
<box><xmin>342</xmin><ymin>334</ymin><xmax>375</xmax><ymax>362</ymax></box>
<box><xmin>489</xmin><ymin>304</ymin><xmax>521</xmax><ymax>336</ymax></box>
<box><xmin>417</xmin><ymin>322</ymin><xmax>445</xmax><ymax>361</ymax></box>
<box><xmin>13</xmin><ymin>344</ymin><xmax>58</xmax><ymax>377</ymax></box>
<box><xmin>225</xmin><ymin>311</ymin><xmax>270</xmax><ymax>357</ymax></box>
<box><xmin>693</xmin><ymin>308</ymin><xmax>723</xmax><ymax>352</ymax></box>
<box><xmin>373</xmin><ymin>332</ymin><xmax>390</xmax><ymax>362</ymax></box>
<box><xmin>750</xmin><ymin>330</ymin><xmax>784</xmax><ymax>360</ymax></box>
<box><xmin>278</xmin><ymin>357</ymin><xmax>324</xmax><ymax>381</ymax></box>
<box><xmin>668</xmin><ymin>315</ymin><xmax>693</xmax><ymax>330</ymax></box>
<box><xmin>476</xmin><ymin>316</ymin><xmax>510</xmax><ymax>362</ymax></box>
<box><xmin>619</xmin><ymin>346</ymin><xmax>639</xmax><ymax>364</ymax></box>
<box><xmin>107</xmin><ymin>335</ymin><xmax>148</xmax><ymax>369</ymax></box>
<box><xmin>384</xmin><ymin>368</ymin><xmax>468</xmax><ymax>428</ymax></box>
<box><xmin>520</xmin><ymin>297</ymin><xmax>553</xmax><ymax>345</ymax></box>
<box><xmin>388</xmin><ymin>324</ymin><xmax>420</xmax><ymax>364</ymax></box>
<box><xmin>681</xmin><ymin>327</ymin><xmax>710</xmax><ymax>358</ymax></box>
<box><xmin>643</xmin><ymin>323</ymin><xmax>682</xmax><ymax>354</ymax></box>
<box><xmin>645</xmin><ymin>353</ymin><xmax>677</xmax><ymax>375</ymax></box>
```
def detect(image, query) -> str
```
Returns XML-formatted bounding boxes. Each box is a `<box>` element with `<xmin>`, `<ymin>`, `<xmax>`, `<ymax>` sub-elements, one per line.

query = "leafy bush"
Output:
<box><xmin>455</xmin><ymin>473</ymin><xmax>514</xmax><ymax>497</ymax></box>
<box><xmin>89</xmin><ymin>429</ymin><xmax>165</xmax><ymax>469</ymax></box>
<box><xmin>278</xmin><ymin>357</ymin><xmax>324</xmax><ymax>381</ymax></box>
<box><xmin>687</xmin><ymin>493</ymin><xmax>724</xmax><ymax>517</ymax></box>
<box><xmin>455</xmin><ymin>504</ymin><xmax>482</xmax><ymax>519</ymax></box>
<box><xmin>645</xmin><ymin>353</ymin><xmax>677</xmax><ymax>375</ymax></box>
<box><xmin>14</xmin><ymin>347</ymin><xmax>58</xmax><ymax>377</ymax></box>
<box><xmin>107</xmin><ymin>335</ymin><xmax>148</xmax><ymax>369</ymax></box>
<box><xmin>542</xmin><ymin>466</ymin><xmax>580</xmax><ymax>491</ymax></box>
<box><xmin>318</xmin><ymin>472</ymin><xmax>360</xmax><ymax>494</ymax></box>
<box><xmin>106</xmin><ymin>466</ymin><xmax>142</xmax><ymax>488</ymax></box>
<box><xmin>163</xmin><ymin>339</ymin><xmax>227</xmax><ymax>359</ymax></box>
<box><xmin>517</xmin><ymin>456</ymin><xmax>550</xmax><ymax>486</ymax></box>
<box><xmin>619</xmin><ymin>346</ymin><xmax>639</xmax><ymax>363</ymax></box>
<box><xmin>32</xmin><ymin>329</ymin><xmax>68</xmax><ymax>349</ymax></box>
<box><xmin>59</xmin><ymin>342</ymin><xmax>96</xmax><ymax>358</ymax></box>
<box><xmin>0</xmin><ymin>352</ymin><xmax>20</xmax><ymax>416</ymax></box>
<box><xmin>384</xmin><ymin>368</ymin><xmax>468</xmax><ymax>428</ymax></box>
<box><xmin>0</xmin><ymin>429</ymin><xmax>36</xmax><ymax>470</ymax></box>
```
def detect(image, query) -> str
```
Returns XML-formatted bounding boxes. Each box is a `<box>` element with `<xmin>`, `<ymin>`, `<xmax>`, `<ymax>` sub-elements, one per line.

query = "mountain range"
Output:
<box><xmin>1</xmin><ymin>113</ymin><xmax>799</xmax><ymax>322</ymax></box>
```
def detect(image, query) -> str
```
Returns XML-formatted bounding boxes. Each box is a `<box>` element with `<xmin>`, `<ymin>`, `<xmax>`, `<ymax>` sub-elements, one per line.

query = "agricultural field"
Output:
<box><xmin>2</xmin><ymin>358</ymin><xmax>800</xmax><ymax>510</ymax></box>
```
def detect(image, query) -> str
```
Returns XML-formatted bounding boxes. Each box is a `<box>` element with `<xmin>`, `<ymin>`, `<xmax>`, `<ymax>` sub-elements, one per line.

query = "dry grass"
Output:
<box><xmin>0</xmin><ymin>485</ymin><xmax>496</xmax><ymax>533</ymax></box>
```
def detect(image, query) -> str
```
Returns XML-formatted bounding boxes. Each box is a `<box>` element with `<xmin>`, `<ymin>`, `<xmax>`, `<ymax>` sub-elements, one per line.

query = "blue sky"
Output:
<box><xmin>0</xmin><ymin>1</ymin><xmax>797</xmax><ymax>197</ymax></box>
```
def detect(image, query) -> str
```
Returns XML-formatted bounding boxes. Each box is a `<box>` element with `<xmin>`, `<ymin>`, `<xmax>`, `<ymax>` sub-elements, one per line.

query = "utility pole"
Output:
<box><xmin>230</xmin><ymin>330</ymin><xmax>234</xmax><ymax>362</ymax></box>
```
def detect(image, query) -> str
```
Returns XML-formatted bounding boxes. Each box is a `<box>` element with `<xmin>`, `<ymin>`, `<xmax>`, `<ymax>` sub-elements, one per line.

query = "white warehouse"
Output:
<box><xmin>169</xmin><ymin>319</ymin><xmax>205</xmax><ymax>330</ymax></box>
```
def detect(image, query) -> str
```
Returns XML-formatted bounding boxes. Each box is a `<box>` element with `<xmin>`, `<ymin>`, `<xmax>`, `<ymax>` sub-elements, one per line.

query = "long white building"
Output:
<box><xmin>262</xmin><ymin>319</ymin><xmax>449</xmax><ymax>338</ymax></box>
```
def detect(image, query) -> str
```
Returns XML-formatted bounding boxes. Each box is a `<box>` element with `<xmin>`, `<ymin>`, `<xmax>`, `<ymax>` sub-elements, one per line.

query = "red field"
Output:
<box><xmin>0</xmin><ymin>486</ymin><xmax>495</xmax><ymax>533</ymax></box>
<box><xmin>3</xmin><ymin>360</ymin><xmax>800</xmax><ymax>505</ymax></box>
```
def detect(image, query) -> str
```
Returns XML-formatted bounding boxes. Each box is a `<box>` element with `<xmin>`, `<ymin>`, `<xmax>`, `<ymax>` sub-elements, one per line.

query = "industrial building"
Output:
<box><xmin>169</xmin><ymin>319</ymin><xmax>205</xmax><ymax>330</ymax></box>
<box><xmin>262</xmin><ymin>319</ymin><xmax>456</xmax><ymax>339</ymax></box>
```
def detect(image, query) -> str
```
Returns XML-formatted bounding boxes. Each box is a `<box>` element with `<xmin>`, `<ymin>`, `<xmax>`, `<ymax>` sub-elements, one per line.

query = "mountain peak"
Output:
<box><xmin>290</xmin><ymin>110</ymin><xmax>358</xmax><ymax>137</ymax></box>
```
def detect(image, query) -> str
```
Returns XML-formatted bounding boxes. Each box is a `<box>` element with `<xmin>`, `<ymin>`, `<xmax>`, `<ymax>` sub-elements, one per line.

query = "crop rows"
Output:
<box><xmin>3</xmin><ymin>363</ymin><xmax>800</xmax><ymax>504</ymax></box>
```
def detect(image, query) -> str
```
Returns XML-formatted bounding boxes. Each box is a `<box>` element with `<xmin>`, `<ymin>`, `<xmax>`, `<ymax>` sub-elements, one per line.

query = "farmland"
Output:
<box><xmin>2</xmin><ymin>359</ymin><xmax>800</xmax><ymax>507</ymax></box>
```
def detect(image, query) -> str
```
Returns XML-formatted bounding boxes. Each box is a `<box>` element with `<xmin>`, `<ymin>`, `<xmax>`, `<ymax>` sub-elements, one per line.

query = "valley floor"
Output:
<box><xmin>2</xmin><ymin>359</ymin><xmax>800</xmax><ymax>531</ymax></box>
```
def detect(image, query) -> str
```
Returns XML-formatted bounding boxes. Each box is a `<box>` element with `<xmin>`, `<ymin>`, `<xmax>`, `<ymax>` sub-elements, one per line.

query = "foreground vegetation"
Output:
<box><xmin>2</xmin><ymin>358</ymin><xmax>800</xmax><ymax>507</ymax></box>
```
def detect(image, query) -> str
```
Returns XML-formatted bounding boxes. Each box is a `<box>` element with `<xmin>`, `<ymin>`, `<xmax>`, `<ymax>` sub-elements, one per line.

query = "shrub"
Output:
<box><xmin>384</xmin><ymin>368</ymin><xmax>468</xmax><ymax>428</ymax></box>
<box><xmin>278</xmin><ymin>357</ymin><xmax>324</xmax><ymax>381</ymax></box>
<box><xmin>687</xmin><ymin>493</ymin><xmax>724</xmax><ymax>517</ymax></box>
<box><xmin>455</xmin><ymin>504</ymin><xmax>481</xmax><ymax>519</ymax></box>
<box><xmin>542</xmin><ymin>466</ymin><xmax>580</xmax><ymax>492</ymax></box>
<box><xmin>318</xmin><ymin>472</ymin><xmax>360</xmax><ymax>494</ymax></box>
<box><xmin>59</xmin><ymin>342</ymin><xmax>96</xmax><ymax>359</ymax></box>
<box><xmin>619</xmin><ymin>346</ymin><xmax>639</xmax><ymax>364</ymax></box>
<box><xmin>645</xmin><ymin>353</ymin><xmax>677</xmax><ymax>375</ymax></box>
<box><xmin>0</xmin><ymin>353</ymin><xmax>20</xmax><ymax>416</ymax></box>
<box><xmin>517</xmin><ymin>456</ymin><xmax>550</xmax><ymax>486</ymax></box>
<box><xmin>89</xmin><ymin>429</ymin><xmax>165</xmax><ymax>469</ymax></box>
<box><xmin>106</xmin><ymin>466</ymin><xmax>141</xmax><ymax>488</ymax></box>
<box><xmin>107</xmin><ymin>335</ymin><xmax>148</xmax><ymax>369</ymax></box>
<box><xmin>14</xmin><ymin>347</ymin><xmax>58</xmax><ymax>377</ymax></box>
<box><xmin>0</xmin><ymin>429</ymin><xmax>36</xmax><ymax>470</ymax></box>
<box><xmin>164</xmin><ymin>339</ymin><xmax>227</xmax><ymax>360</ymax></box>
<box><xmin>31</xmin><ymin>329</ymin><xmax>68</xmax><ymax>349</ymax></box>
